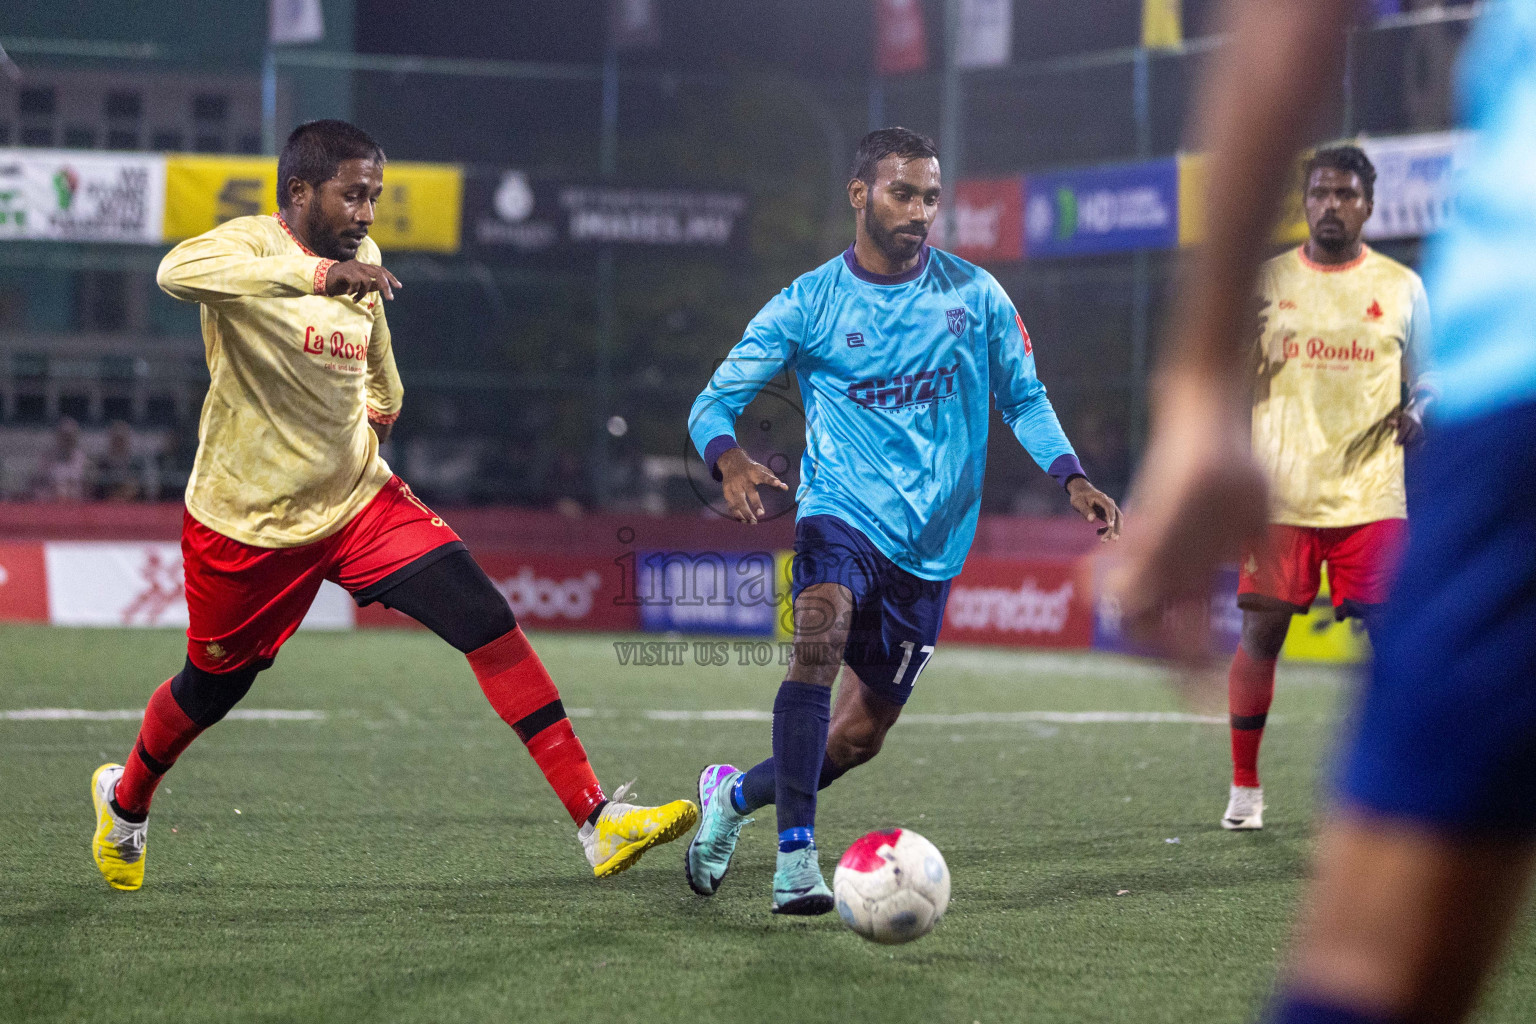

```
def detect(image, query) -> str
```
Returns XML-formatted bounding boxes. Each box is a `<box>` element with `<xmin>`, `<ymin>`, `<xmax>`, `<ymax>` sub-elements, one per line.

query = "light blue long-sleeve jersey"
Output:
<box><xmin>1420</xmin><ymin>0</ymin><xmax>1536</xmax><ymax>423</ymax></box>
<box><xmin>689</xmin><ymin>245</ymin><xmax>1078</xmax><ymax>581</ymax></box>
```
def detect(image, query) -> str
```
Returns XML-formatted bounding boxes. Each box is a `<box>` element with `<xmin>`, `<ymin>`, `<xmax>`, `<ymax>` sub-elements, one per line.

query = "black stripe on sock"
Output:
<box><xmin>134</xmin><ymin>739</ymin><xmax>172</xmax><ymax>776</ymax></box>
<box><xmin>511</xmin><ymin>699</ymin><xmax>566</xmax><ymax>744</ymax></box>
<box><xmin>110</xmin><ymin>796</ymin><xmax>147</xmax><ymax>824</ymax></box>
<box><xmin>1230</xmin><ymin>713</ymin><xmax>1268</xmax><ymax>731</ymax></box>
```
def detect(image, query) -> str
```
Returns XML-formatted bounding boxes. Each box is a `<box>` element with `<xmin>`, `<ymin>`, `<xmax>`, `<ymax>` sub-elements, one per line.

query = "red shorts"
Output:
<box><xmin>1237</xmin><ymin>518</ymin><xmax>1407</xmax><ymax>617</ymax></box>
<box><xmin>182</xmin><ymin>476</ymin><xmax>462</xmax><ymax>672</ymax></box>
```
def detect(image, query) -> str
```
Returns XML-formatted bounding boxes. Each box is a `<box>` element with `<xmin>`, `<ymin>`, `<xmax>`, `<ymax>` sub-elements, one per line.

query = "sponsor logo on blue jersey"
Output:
<box><xmin>846</xmin><ymin>361</ymin><xmax>960</xmax><ymax>411</ymax></box>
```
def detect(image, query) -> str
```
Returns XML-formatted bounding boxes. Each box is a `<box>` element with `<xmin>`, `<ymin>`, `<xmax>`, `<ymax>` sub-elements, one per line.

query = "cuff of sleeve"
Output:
<box><xmin>314</xmin><ymin>258</ymin><xmax>338</xmax><ymax>295</ymax></box>
<box><xmin>367</xmin><ymin>407</ymin><xmax>400</xmax><ymax>425</ymax></box>
<box><xmin>703</xmin><ymin>434</ymin><xmax>739</xmax><ymax>482</ymax></box>
<box><xmin>1048</xmin><ymin>453</ymin><xmax>1086</xmax><ymax>490</ymax></box>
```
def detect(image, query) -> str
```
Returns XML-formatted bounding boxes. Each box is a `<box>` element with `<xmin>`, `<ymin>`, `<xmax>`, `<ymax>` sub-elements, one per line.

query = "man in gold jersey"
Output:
<box><xmin>89</xmin><ymin>120</ymin><xmax>696</xmax><ymax>892</ymax></box>
<box><xmin>1222</xmin><ymin>145</ymin><xmax>1432</xmax><ymax>831</ymax></box>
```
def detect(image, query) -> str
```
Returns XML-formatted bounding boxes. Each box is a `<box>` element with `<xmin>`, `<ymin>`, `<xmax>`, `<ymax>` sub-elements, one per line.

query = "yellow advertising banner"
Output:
<box><xmin>1176</xmin><ymin>152</ymin><xmax>1309</xmax><ymax>248</ymax></box>
<box><xmin>1281</xmin><ymin>568</ymin><xmax>1370</xmax><ymax>664</ymax></box>
<box><xmin>162</xmin><ymin>155</ymin><xmax>461</xmax><ymax>253</ymax></box>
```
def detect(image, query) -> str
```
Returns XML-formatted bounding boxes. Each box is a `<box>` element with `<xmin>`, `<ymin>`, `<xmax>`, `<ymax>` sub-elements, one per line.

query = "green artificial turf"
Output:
<box><xmin>2</xmin><ymin>624</ymin><xmax>1533</xmax><ymax>1023</ymax></box>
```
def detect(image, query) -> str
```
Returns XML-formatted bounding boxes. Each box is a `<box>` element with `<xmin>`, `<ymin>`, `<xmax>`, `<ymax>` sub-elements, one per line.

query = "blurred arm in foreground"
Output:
<box><xmin>1109</xmin><ymin>0</ymin><xmax>1353</xmax><ymax>657</ymax></box>
<box><xmin>1118</xmin><ymin>5</ymin><xmax>1536</xmax><ymax>1024</ymax></box>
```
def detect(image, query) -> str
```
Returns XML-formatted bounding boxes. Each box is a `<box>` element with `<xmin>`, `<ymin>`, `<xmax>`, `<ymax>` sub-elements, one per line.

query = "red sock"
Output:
<box><xmin>468</xmin><ymin>627</ymin><xmax>605</xmax><ymax>825</ymax></box>
<box><xmin>114</xmin><ymin>680</ymin><xmax>205</xmax><ymax>815</ymax></box>
<box><xmin>1228</xmin><ymin>646</ymin><xmax>1277</xmax><ymax>788</ymax></box>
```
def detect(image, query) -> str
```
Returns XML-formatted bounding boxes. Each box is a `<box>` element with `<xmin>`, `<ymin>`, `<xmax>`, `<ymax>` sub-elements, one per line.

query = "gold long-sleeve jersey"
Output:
<box><xmin>158</xmin><ymin>213</ymin><xmax>404</xmax><ymax>548</ymax></box>
<box><xmin>1252</xmin><ymin>245</ymin><xmax>1430</xmax><ymax>528</ymax></box>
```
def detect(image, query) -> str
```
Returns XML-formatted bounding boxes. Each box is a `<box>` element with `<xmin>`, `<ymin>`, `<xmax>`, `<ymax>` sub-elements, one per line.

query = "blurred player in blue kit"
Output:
<box><xmin>685</xmin><ymin>128</ymin><xmax>1121</xmax><ymax>915</ymax></box>
<box><xmin>1114</xmin><ymin>1</ymin><xmax>1536</xmax><ymax>1021</ymax></box>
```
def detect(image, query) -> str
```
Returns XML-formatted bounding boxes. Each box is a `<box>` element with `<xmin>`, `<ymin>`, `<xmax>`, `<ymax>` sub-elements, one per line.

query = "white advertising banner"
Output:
<box><xmin>0</xmin><ymin>149</ymin><xmax>166</xmax><ymax>243</ymax></box>
<box><xmin>43</xmin><ymin>542</ymin><xmax>354</xmax><ymax>630</ymax></box>
<box><xmin>955</xmin><ymin>0</ymin><xmax>1012</xmax><ymax>68</ymax></box>
<box><xmin>1360</xmin><ymin>131</ymin><xmax>1470</xmax><ymax>241</ymax></box>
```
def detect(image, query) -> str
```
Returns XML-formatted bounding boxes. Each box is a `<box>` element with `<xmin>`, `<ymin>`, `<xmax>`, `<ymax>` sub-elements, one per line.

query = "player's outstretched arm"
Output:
<box><xmin>157</xmin><ymin>220</ymin><xmax>332</xmax><ymax>303</ymax></box>
<box><xmin>1111</xmin><ymin>0</ymin><xmax>1354</xmax><ymax>661</ymax></box>
<box><xmin>716</xmin><ymin>447</ymin><xmax>789</xmax><ymax>525</ymax></box>
<box><xmin>1067</xmin><ymin>477</ymin><xmax>1123</xmax><ymax>541</ymax></box>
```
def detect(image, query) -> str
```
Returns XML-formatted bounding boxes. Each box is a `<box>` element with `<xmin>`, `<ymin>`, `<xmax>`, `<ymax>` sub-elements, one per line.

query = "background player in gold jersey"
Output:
<box><xmin>89</xmin><ymin>120</ymin><xmax>696</xmax><ymax>892</ymax></box>
<box><xmin>1222</xmin><ymin>145</ymin><xmax>1432</xmax><ymax>830</ymax></box>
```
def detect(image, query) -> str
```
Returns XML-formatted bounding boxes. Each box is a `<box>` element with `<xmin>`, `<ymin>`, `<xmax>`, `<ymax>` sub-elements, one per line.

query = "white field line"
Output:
<box><xmin>2</xmin><ymin>708</ymin><xmax>326</xmax><ymax>721</ymax></box>
<box><xmin>3</xmin><ymin>707</ymin><xmax>1224</xmax><ymax>725</ymax></box>
<box><xmin>642</xmin><ymin>709</ymin><xmax>1227</xmax><ymax>725</ymax></box>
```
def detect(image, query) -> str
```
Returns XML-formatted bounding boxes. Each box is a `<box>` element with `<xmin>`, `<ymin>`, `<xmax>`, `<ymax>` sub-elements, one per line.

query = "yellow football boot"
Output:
<box><xmin>580</xmin><ymin>781</ymin><xmax>699</xmax><ymax>878</ymax></box>
<box><xmin>91</xmin><ymin>763</ymin><xmax>147</xmax><ymax>891</ymax></box>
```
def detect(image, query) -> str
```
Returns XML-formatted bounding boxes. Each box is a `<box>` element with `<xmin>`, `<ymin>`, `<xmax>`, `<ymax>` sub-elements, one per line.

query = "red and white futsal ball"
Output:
<box><xmin>833</xmin><ymin>828</ymin><xmax>950</xmax><ymax>944</ymax></box>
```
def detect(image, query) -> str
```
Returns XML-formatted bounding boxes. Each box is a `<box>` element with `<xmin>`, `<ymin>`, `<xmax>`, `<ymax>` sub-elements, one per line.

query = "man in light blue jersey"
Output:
<box><xmin>684</xmin><ymin>127</ymin><xmax>1121</xmax><ymax>916</ymax></box>
<box><xmin>1114</xmin><ymin>1</ymin><xmax>1536</xmax><ymax>1022</ymax></box>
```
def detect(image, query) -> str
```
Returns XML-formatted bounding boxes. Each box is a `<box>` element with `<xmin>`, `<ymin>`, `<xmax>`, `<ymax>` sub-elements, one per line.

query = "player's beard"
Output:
<box><xmin>866</xmin><ymin>211</ymin><xmax>927</xmax><ymax>266</ymax></box>
<box><xmin>304</xmin><ymin>202</ymin><xmax>357</xmax><ymax>263</ymax></box>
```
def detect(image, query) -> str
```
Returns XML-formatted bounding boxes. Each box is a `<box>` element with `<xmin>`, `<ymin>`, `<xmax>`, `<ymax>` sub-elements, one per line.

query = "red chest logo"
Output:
<box><xmin>1365</xmin><ymin>300</ymin><xmax>1383</xmax><ymax>321</ymax></box>
<box><xmin>303</xmin><ymin>326</ymin><xmax>365</xmax><ymax>361</ymax></box>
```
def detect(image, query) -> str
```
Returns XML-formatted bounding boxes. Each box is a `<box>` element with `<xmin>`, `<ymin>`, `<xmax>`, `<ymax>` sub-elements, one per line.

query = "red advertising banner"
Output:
<box><xmin>940</xmin><ymin>556</ymin><xmax>1093</xmax><ymax>649</ymax></box>
<box><xmin>875</xmin><ymin>0</ymin><xmax>929</xmax><ymax>75</ymax></box>
<box><xmin>0</xmin><ymin>542</ymin><xmax>48</xmax><ymax>622</ymax></box>
<box><xmin>950</xmin><ymin>178</ymin><xmax>1024</xmax><ymax>263</ymax></box>
<box><xmin>356</xmin><ymin>551</ymin><xmax>640</xmax><ymax>634</ymax></box>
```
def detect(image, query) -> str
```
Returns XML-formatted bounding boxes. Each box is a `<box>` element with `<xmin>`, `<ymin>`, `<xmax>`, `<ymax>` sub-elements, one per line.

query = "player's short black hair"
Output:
<box><xmin>849</xmin><ymin>127</ymin><xmax>940</xmax><ymax>185</ymax></box>
<box><xmin>1304</xmin><ymin>145</ymin><xmax>1376</xmax><ymax>204</ymax></box>
<box><xmin>276</xmin><ymin>119</ymin><xmax>386</xmax><ymax>208</ymax></box>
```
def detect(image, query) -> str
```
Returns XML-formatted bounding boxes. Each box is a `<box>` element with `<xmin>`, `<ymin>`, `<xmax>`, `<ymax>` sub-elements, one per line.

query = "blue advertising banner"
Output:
<box><xmin>1023</xmin><ymin>158</ymin><xmax>1179</xmax><ymax>259</ymax></box>
<box><xmin>1092</xmin><ymin>562</ymin><xmax>1242</xmax><ymax>658</ymax></box>
<box><xmin>636</xmin><ymin>550</ymin><xmax>781</xmax><ymax>637</ymax></box>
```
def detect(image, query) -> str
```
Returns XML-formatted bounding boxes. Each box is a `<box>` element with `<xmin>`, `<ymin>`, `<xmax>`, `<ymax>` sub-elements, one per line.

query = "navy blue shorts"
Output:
<box><xmin>790</xmin><ymin>515</ymin><xmax>952</xmax><ymax>706</ymax></box>
<box><xmin>1337</xmin><ymin>401</ymin><xmax>1536</xmax><ymax>834</ymax></box>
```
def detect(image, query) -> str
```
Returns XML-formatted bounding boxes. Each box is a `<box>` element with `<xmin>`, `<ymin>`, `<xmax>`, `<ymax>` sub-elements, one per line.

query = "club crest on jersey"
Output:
<box><xmin>946</xmin><ymin>307</ymin><xmax>967</xmax><ymax>337</ymax></box>
<box><xmin>1366</xmin><ymin>300</ymin><xmax>1383</xmax><ymax>320</ymax></box>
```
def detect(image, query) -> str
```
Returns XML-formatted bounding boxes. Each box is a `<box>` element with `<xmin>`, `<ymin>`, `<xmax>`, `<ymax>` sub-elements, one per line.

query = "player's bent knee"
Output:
<box><xmin>169</xmin><ymin>656</ymin><xmax>266</xmax><ymax>728</ymax></box>
<box><xmin>374</xmin><ymin>549</ymin><xmax>518</xmax><ymax>653</ymax></box>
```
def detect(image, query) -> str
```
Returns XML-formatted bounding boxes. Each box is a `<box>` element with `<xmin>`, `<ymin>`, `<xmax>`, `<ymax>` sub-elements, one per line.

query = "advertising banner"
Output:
<box><xmin>940</xmin><ymin>556</ymin><xmax>1093</xmax><ymax>649</ymax></box>
<box><xmin>636</xmin><ymin>549</ymin><xmax>782</xmax><ymax>637</ymax></box>
<box><xmin>1178</xmin><ymin>152</ymin><xmax>1309</xmax><ymax>247</ymax></box>
<box><xmin>464</xmin><ymin>171</ymin><xmax>749</xmax><ymax>256</ymax></box>
<box><xmin>0</xmin><ymin>149</ymin><xmax>165</xmax><ymax>243</ymax></box>
<box><xmin>470</xmin><ymin>551</ymin><xmax>638</xmax><ymax>633</ymax></box>
<box><xmin>163</xmin><ymin>155</ymin><xmax>462</xmax><ymax>252</ymax></box>
<box><xmin>1024</xmin><ymin>158</ymin><xmax>1178</xmax><ymax>258</ymax></box>
<box><xmin>955</xmin><ymin>0</ymin><xmax>1012</xmax><ymax>69</ymax></box>
<box><xmin>1360</xmin><ymin>131</ymin><xmax>1469</xmax><ymax>241</ymax></box>
<box><xmin>875</xmin><ymin>0</ymin><xmax>930</xmax><ymax>75</ymax></box>
<box><xmin>948</xmin><ymin>177</ymin><xmax>1024</xmax><ymax>264</ymax></box>
<box><xmin>1091</xmin><ymin>557</ymin><xmax>1242</xmax><ymax>658</ymax></box>
<box><xmin>41</xmin><ymin>542</ymin><xmax>352</xmax><ymax>629</ymax></box>
<box><xmin>1280</xmin><ymin>567</ymin><xmax>1370</xmax><ymax>663</ymax></box>
<box><xmin>0</xmin><ymin>542</ymin><xmax>48</xmax><ymax>622</ymax></box>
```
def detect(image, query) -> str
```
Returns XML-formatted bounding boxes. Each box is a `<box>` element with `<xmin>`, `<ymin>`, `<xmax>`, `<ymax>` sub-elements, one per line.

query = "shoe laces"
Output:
<box><xmin>607</xmin><ymin>778</ymin><xmax>638</xmax><ymax>810</ymax></box>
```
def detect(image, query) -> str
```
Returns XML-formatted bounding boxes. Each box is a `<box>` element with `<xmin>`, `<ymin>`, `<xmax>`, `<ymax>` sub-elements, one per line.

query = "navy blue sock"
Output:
<box><xmin>770</xmin><ymin>680</ymin><xmax>831</xmax><ymax>846</ymax></box>
<box><xmin>1267</xmin><ymin>993</ymin><xmax>1403</xmax><ymax>1024</ymax></box>
<box><xmin>735</xmin><ymin>751</ymin><xmax>852</xmax><ymax>813</ymax></box>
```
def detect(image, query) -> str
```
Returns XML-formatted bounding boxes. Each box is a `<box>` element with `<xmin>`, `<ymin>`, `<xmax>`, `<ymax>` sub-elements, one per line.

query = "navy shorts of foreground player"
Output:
<box><xmin>791</xmin><ymin>514</ymin><xmax>952</xmax><ymax>706</ymax></box>
<box><xmin>1337</xmin><ymin>400</ymin><xmax>1536</xmax><ymax>833</ymax></box>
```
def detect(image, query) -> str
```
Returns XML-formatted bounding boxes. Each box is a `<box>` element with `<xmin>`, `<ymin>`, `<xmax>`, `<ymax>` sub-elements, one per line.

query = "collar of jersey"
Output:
<box><xmin>842</xmin><ymin>243</ymin><xmax>930</xmax><ymax>286</ymax></box>
<box><xmin>272</xmin><ymin>212</ymin><xmax>320</xmax><ymax>257</ymax></box>
<box><xmin>1297</xmin><ymin>242</ymin><xmax>1369</xmax><ymax>273</ymax></box>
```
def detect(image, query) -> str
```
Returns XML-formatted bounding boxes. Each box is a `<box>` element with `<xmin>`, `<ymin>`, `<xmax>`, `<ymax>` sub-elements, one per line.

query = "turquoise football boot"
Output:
<box><xmin>771</xmin><ymin>842</ymin><xmax>834</xmax><ymax>915</ymax></box>
<box><xmin>685</xmin><ymin>764</ymin><xmax>752</xmax><ymax>895</ymax></box>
